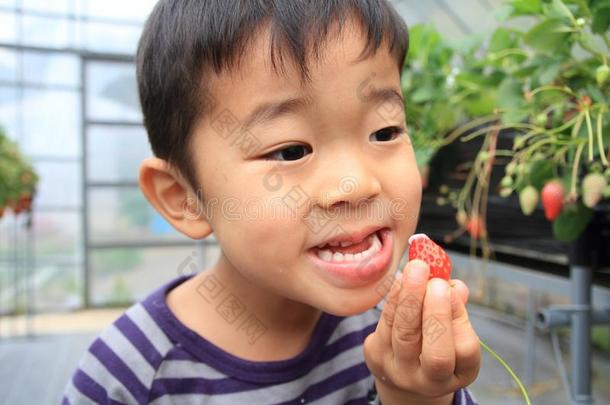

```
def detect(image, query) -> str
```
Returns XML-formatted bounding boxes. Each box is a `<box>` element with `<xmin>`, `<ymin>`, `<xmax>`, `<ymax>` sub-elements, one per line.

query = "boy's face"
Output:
<box><xmin>189</xmin><ymin>19</ymin><xmax>421</xmax><ymax>316</ymax></box>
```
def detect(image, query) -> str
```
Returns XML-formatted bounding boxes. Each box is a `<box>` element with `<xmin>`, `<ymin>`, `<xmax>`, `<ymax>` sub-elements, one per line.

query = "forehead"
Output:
<box><xmin>205</xmin><ymin>17</ymin><xmax>399</xmax><ymax>116</ymax></box>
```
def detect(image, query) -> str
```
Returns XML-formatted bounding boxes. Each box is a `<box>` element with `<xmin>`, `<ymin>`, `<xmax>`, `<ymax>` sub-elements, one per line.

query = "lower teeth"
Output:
<box><xmin>315</xmin><ymin>231</ymin><xmax>382</xmax><ymax>262</ymax></box>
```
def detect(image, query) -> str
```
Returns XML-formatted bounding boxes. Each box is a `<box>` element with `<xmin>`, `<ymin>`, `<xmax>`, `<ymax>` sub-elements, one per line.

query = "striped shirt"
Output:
<box><xmin>62</xmin><ymin>273</ymin><xmax>479</xmax><ymax>404</ymax></box>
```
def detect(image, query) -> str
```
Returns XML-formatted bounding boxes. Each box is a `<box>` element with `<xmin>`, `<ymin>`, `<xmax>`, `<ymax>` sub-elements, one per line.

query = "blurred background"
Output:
<box><xmin>0</xmin><ymin>0</ymin><xmax>609</xmax><ymax>404</ymax></box>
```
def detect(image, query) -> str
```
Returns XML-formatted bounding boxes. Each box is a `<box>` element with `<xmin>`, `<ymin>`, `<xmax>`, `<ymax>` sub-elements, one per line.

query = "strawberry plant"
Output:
<box><xmin>434</xmin><ymin>0</ymin><xmax>609</xmax><ymax>248</ymax></box>
<box><xmin>0</xmin><ymin>126</ymin><xmax>39</xmax><ymax>220</ymax></box>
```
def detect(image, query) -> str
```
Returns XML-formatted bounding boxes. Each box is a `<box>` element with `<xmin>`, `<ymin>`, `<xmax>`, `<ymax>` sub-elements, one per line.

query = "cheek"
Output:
<box><xmin>223</xmin><ymin>197</ymin><xmax>305</xmax><ymax>258</ymax></box>
<box><xmin>389</xmin><ymin>155</ymin><xmax>422</xmax><ymax>229</ymax></box>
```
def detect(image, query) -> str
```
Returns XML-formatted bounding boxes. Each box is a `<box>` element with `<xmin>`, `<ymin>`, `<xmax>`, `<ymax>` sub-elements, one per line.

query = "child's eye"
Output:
<box><xmin>264</xmin><ymin>144</ymin><xmax>312</xmax><ymax>162</ymax></box>
<box><xmin>370</xmin><ymin>126</ymin><xmax>406</xmax><ymax>142</ymax></box>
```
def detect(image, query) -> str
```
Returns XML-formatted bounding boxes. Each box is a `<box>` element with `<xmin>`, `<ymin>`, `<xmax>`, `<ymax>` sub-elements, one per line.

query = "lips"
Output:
<box><xmin>306</xmin><ymin>227</ymin><xmax>394</xmax><ymax>289</ymax></box>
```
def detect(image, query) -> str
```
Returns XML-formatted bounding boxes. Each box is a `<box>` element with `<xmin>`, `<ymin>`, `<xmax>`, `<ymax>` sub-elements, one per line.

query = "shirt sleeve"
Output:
<box><xmin>453</xmin><ymin>387</ymin><xmax>479</xmax><ymax>405</ymax></box>
<box><xmin>60</xmin><ymin>332</ymin><xmax>154</xmax><ymax>405</ymax></box>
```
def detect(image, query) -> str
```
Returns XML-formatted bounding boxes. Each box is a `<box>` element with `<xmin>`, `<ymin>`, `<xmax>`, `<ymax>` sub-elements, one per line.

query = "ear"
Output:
<box><xmin>138</xmin><ymin>157</ymin><xmax>213</xmax><ymax>240</ymax></box>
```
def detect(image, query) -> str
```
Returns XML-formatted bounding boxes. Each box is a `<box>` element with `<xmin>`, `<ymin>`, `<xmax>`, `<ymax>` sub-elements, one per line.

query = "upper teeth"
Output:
<box><xmin>314</xmin><ymin>231</ymin><xmax>382</xmax><ymax>262</ymax></box>
<box><xmin>317</xmin><ymin>231</ymin><xmax>376</xmax><ymax>249</ymax></box>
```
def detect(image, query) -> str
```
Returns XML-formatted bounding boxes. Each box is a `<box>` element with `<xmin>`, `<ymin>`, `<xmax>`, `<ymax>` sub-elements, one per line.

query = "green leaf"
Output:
<box><xmin>552</xmin><ymin>202</ymin><xmax>593</xmax><ymax>242</ymax></box>
<box><xmin>524</xmin><ymin>19</ymin><xmax>572</xmax><ymax>54</ymax></box>
<box><xmin>502</xmin><ymin>108</ymin><xmax>530</xmax><ymax>125</ymax></box>
<box><xmin>510</xmin><ymin>0</ymin><xmax>542</xmax><ymax>15</ymax></box>
<box><xmin>550</xmin><ymin>0</ymin><xmax>575</xmax><ymax>21</ymax></box>
<box><xmin>489</xmin><ymin>28</ymin><xmax>516</xmax><ymax>52</ymax></box>
<box><xmin>463</xmin><ymin>92</ymin><xmax>497</xmax><ymax>116</ymax></box>
<box><xmin>497</xmin><ymin>78</ymin><xmax>525</xmax><ymax>110</ymax></box>
<box><xmin>411</xmin><ymin>84</ymin><xmax>437</xmax><ymax>103</ymax></box>
<box><xmin>537</xmin><ymin>61</ymin><xmax>562</xmax><ymax>84</ymax></box>
<box><xmin>430</xmin><ymin>103</ymin><xmax>457</xmax><ymax>132</ymax></box>
<box><xmin>586</xmin><ymin>83</ymin><xmax>605</xmax><ymax>104</ymax></box>
<box><xmin>530</xmin><ymin>160</ymin><xmax>555</xmax><ymax>189</ymax></box>
<box><xmin>591</xmin><ymin>3</ymin><xmax>610</xmax><ymax>34</ymax></box>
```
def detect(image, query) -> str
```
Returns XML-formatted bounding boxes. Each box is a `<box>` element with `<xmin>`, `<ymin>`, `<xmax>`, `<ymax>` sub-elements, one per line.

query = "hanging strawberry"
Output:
<box><xmin>582</xmin><ymin>173</ymin><xmax>607</xmax><ymax>208</ymax></box>
<box><xmin>519</xmin><ymin>186</ymin><xmax>539</xmax><ymax>216</ymax></box>
<box><xmin>541</xmin><ymin>180</ymin><xmax>565</xmax><ymax>221</ymax></box>
<box><xmin>466</xmin><ymin>215</ymin><xmax>486</xmax><ymax>240</ymax></box>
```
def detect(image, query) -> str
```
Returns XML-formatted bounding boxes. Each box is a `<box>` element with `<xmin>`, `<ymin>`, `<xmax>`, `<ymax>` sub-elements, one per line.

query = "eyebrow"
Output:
<box><xmin>240</xmin><ymin>87</ymin><xmax>404</xmax><ymax>133</ymax></box>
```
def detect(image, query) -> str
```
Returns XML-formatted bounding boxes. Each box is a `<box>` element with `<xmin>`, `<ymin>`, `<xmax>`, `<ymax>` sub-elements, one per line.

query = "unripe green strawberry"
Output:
<box><xmin>501</xmin><ymin>176</ymin><xmax>513</xmax><ymax>188</ymax></box>
<box><xmin>597</xmin><ymin>65</ymin><xmax>609</xmax><ymax>86</ymax></box>
<box><xmin>506</xmin><ymin>161</ymin><xmax>517</xmax><ymax>176</ymax></box>
<box><xmin>582</xmin><ymin>173</ymin><xmax>607</xmax><ymax>208</ymax></box>
<box><xmin>500</xmin><ymin>187</ymin><xmax>512</xmax><ymax>198</ymax></box>
<box><xmin>519</xmin><ymin>186</ymin><xmax>539</xmax><ymax>215</ymax></box>
<box><xmin>541</xmin><ymin>180</ymin><xmax>565</xmax><ymax>221</ymax></box>
<box><xmin>456</xmin><ymin>210</ymin><xmax>468</xmax><ymax>227</ymax></box>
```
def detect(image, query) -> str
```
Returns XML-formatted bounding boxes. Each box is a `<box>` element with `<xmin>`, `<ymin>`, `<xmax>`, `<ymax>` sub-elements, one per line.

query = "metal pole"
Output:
<box><xmin>524</xmin><ymin>288</ymin><xmax>537</xmax><ymax>388</ymax></box>
<box><xmin>570</xmin><ymin>264</ymin><xmax>593</xmax><ymax>405</ymax></box>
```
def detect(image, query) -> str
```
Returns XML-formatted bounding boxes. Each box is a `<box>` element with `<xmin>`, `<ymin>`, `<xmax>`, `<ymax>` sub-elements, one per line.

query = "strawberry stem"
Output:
<box><xmin>479</xmin><ymin>339</ymin><xmax>531</xmax><ymax>405</ymax></box>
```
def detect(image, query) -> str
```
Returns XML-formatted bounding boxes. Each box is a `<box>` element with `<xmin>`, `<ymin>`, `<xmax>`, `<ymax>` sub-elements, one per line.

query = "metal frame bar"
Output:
<box><xmin>0</xmin><ymin>4</ymin><xmax>146</xmax><ymax>27</ymax></box>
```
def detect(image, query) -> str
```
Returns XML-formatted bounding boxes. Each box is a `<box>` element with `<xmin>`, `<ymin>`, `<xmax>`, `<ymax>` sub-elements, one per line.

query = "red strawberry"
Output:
<box><xmin>466</xmin><ymin>215</ymin><xmax>486</xmax><ymax>240</ymax></box>
<box><xmin>541</xmin><ymin>180</ymin><xmax>565</xmax><ymax>221</ymax></box>
<box><xmin>408</xmin><ymin>234</ymin><xmax>452</xmax><ymax>281</ymax></box>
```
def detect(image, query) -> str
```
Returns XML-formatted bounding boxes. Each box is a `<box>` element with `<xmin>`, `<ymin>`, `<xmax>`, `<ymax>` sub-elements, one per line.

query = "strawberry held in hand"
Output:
<box><xmin>408</xmin><ymin>233</ymin><xmax>452</xmax><ymax>281</ymax></box>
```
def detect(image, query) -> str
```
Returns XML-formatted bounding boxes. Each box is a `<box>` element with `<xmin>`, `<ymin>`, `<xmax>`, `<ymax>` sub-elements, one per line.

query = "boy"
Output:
<box><xmin>62</xmin><ymin>0</ymin><xmax>481</xmax><ymax>404</ymax></box>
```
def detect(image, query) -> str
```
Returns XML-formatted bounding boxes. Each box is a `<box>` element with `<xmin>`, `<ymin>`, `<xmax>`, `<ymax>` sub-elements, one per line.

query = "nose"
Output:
<box><xmin>315</xmin><ymin>149</ymin><xmax>382</xmax><ymax>211</ymax></box>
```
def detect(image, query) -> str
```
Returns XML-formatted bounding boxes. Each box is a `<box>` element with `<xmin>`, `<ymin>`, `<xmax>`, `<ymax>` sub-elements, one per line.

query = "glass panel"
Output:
<box><xmin>82</xmin><ymin>21</ymin><xmax>142</xmax><ymax>55</ymax></box>
<box><xmin>31</xmin><ymin>161</ymin><xmax>81</xmax><ymax>209</ymax></box>
<box><xmin>0</xmin><ymin>48</ymin><xmax>17</xmax><ymax>82</ymax></box>
<box><xmin>32</xmin><ymin>211</ymin><xmax>82</xmax><ymax>261</ymax></box>
<box><xmin>22</xmin><ymin>0</ymin><xmax>71</xmax><ymax>14</ymax></box>
<box><xmin>81</xmin><ymin>0</ymin><xmax>157</xmax><ymax>22</ymax></box>
<box><xmin>0</xmin><ymin>0</ymin><xmax>16</xmax><ymax>8</ymax></box>
<box><xmin>90</xmin><ymin>245</ymin><xmax>201</xmax><ymax>306</ymax></box>
<box><xmin>32</xmin><ymin>264</ymin><xmax>82</xmax><ymax>312</ymax></box>
<box><xmin>23</xmin><ymin>52</ymin><xmax>80</xmax><ymax>87</ymax></box>
<box><xmin>87</xmin><ymin>125</ymin><xmax>151</xmax><ymax>182</ymax></box>
<box><xmin>0</xmin><ymin>86</ymin><xmax>19</xmax><ymax>142</ymax></box>
<box><xmin>88</xmin><ymin>187</ymin><xmax>189</xmax><ymax>243</ymax></box>
<box><xmin>86</xmin><ymin>61</ymin><xmax>141</xmax><ymax>122</ymax></box>
<box><xmin>0</xmin><ymin>12</ymin><xmax>16</xmax><ymax>43</ymax></box>
<box><xmin>21</xmin><ymin>89</ymin><xmax>80</xmax><ymax>158</ymax></box>
<box><xmin>21</xmin><ymin>15</ymin><xmax>73</xmax><ymax>48</ymax></box>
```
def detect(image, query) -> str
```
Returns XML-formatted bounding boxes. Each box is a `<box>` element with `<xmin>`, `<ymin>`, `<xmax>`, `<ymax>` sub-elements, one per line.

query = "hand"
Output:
<box><xmin>363</xmin><ymin>259</ymin><xmax>481</xmax><ymax>405</ymax></box>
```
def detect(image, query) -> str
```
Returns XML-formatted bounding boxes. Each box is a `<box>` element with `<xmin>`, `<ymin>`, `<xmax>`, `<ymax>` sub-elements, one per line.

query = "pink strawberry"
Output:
<box><xmin>466</xmin><ymin>216</ymin><xmax>486</xmax><ymax>240</ymax></box>
<box><xmin>541</xmin><ymin>180</ymin><xmax>565</xmax><ymax>221</ymax></box>
<box><xmin>408</xmin><ymin>234</ymin><xmax>452</xmax><ymax>281</ymax></box>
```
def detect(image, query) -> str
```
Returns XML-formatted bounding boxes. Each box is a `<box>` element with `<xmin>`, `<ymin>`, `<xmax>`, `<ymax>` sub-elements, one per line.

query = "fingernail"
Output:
<box><xmin>432</xmin><ymin>278</ymin><xmax>450</xmax><ymax>297</ymax></box>
<box><xmin>407</xmin><ymin>260</ymin><xmax>428</xmax><ymax>284</ymax></box>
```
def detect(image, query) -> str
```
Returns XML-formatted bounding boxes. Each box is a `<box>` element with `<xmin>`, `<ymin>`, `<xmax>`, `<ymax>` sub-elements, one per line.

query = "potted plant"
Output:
<box><xmin>0</xmin><ymin>126</ymin><xmax>39</xmax><ymax>220</ymax></box>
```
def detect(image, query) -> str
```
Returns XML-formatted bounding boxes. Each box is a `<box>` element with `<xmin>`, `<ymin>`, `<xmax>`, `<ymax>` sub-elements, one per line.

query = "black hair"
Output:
<box><xmin>136</xmin><ymin>0</ymin><xmax>409</xmax><ymax>194</ymax></box>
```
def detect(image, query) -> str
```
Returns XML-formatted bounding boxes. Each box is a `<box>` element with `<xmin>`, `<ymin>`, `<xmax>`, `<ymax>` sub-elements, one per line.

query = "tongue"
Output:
<box><xmin>321</xmin><ymin>237</ymin><xmax>372</xmax><ymax>254</ymax></box>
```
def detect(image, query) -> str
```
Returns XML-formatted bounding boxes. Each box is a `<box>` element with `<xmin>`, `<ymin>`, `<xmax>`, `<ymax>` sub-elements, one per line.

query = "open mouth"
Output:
<box><xmin>310</xmin><ymin>228</ymin><xmax>385</xmax><ymax>263</ymax></box>
<box><xmin>306</xmin><ymin>227</ymin><xmax>393</xmax><ymax>288</ymax></box>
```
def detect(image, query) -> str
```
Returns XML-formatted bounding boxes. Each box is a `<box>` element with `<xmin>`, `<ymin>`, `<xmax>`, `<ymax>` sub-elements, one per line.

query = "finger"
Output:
<box><xmin>375</xmin><ymin>271</ymin><xmax>403</xmax><ymax>347</ymax></box>
<box><xmin>420</xmin><ymin>278</ymin><xmax>455</xmax><ymax>382</ymax></box>
<box><xmin>392</xmin><ymin>259</ymin><xmax>429</xmax><ymax>371</ymax></box>
<box><xmin>450</xmin><ymin>282</ymin><xmax>481</xmax><ymax>383</ymax></box>
<box><xmin>449</xmin><ymin>279</ymin><xmax>469</xmax><ymax>317</ymax></box>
